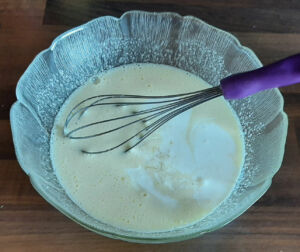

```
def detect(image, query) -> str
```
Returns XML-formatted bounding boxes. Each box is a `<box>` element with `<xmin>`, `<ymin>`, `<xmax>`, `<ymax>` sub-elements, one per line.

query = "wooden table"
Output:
<box><xmin>1</xmin><ymin>1</ymin><xmax>300</xmax><ymax>251</ymax></box>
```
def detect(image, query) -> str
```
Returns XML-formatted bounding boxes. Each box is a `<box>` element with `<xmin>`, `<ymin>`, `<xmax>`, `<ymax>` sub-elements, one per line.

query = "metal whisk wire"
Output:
<box><xmin>63</xmin><ymin>86</ymin><xmax>223</xmax><ymax>154</ymax></box>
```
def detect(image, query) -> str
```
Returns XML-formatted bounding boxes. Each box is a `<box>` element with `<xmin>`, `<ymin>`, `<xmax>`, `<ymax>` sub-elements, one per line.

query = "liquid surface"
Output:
<box><xmin>51</xmin><ymin>63</ymin><xmax>244</xmax><ymax>232</ymax></box>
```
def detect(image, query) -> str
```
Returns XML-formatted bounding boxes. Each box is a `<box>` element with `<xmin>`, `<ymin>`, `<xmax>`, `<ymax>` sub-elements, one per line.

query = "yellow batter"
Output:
<box><xmin>50</xmin><ymin>63</ymin><xmax>244</xmax><ymax>232</ymax></box>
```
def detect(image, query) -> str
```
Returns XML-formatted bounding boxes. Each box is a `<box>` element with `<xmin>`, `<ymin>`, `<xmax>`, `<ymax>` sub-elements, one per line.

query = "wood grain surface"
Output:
<box><xmin>1</xmin><ymin>0</ymin><xmax>300</xmax><ymax>251</ymax></box>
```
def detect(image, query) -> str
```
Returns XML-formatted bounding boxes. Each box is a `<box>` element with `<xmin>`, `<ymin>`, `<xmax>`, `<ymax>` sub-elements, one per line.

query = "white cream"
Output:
<box><xmin>51</xmin><ymin>63</ymin><xmax>244</xmax><ymax>232</ymax></box>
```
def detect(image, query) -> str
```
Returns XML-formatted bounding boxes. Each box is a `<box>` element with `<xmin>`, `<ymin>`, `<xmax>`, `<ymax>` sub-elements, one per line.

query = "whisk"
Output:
<box><xmin>64</xmin><ymin>54</ymin><xmax>300</xmax><ymax>154</ymax></box>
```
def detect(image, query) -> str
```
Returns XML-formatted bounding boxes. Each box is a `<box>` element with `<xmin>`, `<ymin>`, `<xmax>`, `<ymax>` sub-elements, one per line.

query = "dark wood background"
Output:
<box><xmin>1</xmin><ymin>0</ymin><xmax>300</xmax><ymax>251</ymax></box>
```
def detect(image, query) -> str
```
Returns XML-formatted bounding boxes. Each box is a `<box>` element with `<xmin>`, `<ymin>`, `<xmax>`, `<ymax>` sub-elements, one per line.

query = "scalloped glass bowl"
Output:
<box><xmin>10</xmin><ymin>11</ymin><xmax>288</xmax><ymax>243</ymax></box>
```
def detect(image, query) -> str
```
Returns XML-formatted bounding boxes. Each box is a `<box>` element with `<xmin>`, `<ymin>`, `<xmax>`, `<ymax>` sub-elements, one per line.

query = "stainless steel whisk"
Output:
<box><xmin>64</xmin><ymin>54</ymin><xmax>300</xmax><ymax>154</ymax></box>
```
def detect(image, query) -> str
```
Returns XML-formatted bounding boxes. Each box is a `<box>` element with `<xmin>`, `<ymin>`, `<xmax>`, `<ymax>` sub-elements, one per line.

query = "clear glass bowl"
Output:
<box><xmin>10</xmin><ymin>11</ymin><xmax>288</xmax><ymax>243</ymax></box>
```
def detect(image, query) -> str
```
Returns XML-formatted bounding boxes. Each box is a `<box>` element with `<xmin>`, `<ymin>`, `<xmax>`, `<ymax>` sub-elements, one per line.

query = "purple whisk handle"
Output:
<box><xmin>220</xmin><ymin>53</ymin><xmax>300</xmax><ymax>100</ymax></box>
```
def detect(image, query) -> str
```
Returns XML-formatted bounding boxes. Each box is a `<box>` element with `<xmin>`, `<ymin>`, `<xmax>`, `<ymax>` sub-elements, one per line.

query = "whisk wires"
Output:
<box><xmin>63</xmin><ymin>86</ymin><xmax>222</xmax><ymax>154</ymax></box>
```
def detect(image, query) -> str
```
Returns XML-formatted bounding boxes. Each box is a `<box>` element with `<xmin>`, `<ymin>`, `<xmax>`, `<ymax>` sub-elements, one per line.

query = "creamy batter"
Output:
<box><xmin>50</xmin><ymin>64</ymin><xmax>244</xmax><ymax>232</ymax></box>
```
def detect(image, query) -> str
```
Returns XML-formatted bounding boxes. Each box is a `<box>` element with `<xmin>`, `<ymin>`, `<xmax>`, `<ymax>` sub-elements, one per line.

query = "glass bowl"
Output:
<box><xmin>10</xmin><ymin>11</ymin><xmax>288</xmax><ymax>243</ymax></box>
